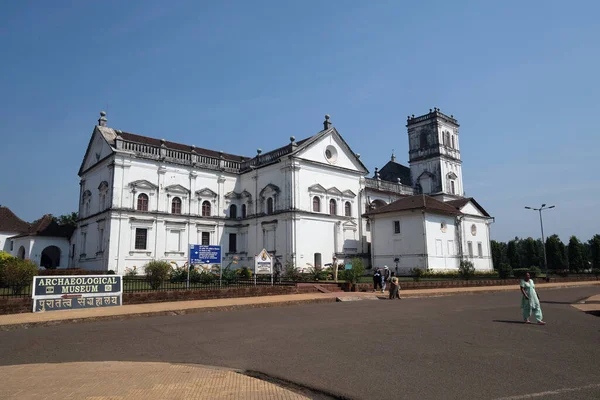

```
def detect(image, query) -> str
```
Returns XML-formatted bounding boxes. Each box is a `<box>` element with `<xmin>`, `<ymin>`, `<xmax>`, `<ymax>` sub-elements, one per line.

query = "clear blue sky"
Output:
<box><xmin>1</xmin><ymin>0</ymin><xmax>598</xmax><ymax>243</ymax></box>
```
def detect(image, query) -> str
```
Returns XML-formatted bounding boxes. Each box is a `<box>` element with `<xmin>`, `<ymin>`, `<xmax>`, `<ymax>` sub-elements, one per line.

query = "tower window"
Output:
<box><xmin>420</xmin><ymin>132</ymin><xmax>428</xmax><ymax>148</ymax></box>
<box><xmin>229</xmin><ymin>204</ymin><xmax>237</xmax><ymax>218</ymax></box>
<box><xmin>267</xmin><ymin>197</ymin><xmax>274</xmax><ymax>214</ymax></box>
<box><xmin>241</xmin><ymin>204</ymin><xmax>247</xmax><ymax>218</ymax></box>
<box><xmin>344</xmin><ymin>201</ymin><xmax>351</xmax><ymax>217</ymax></box>
<box><xmin>451</xmin><ymin>135</ymin><xmax>455</xmax><ymax>149</ymax></box>
<box><xmin>451</xmin><ymin>181</ymin><xmax>456</xmax><ymax>194</ymax></box>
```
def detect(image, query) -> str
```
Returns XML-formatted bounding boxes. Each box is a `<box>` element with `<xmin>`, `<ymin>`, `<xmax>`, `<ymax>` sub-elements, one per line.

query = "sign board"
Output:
<box><xmin>344</xmin><ymin>264</ymin><xmax>352</xmax><ymax>270</ymax></box>
<box><xmin>254</xmin><ymin>249</ymin><xmax>273</xmax><ymax>275</ymax></box>
<box><xmin>190</xmin><ymin>245</ymin><xmax>221</xmax><ymax>265</ymax></box>
<box><xmin>32</xmin><ymin>275</ymin><xmax>123</xmax><ymax>313</ymax></box>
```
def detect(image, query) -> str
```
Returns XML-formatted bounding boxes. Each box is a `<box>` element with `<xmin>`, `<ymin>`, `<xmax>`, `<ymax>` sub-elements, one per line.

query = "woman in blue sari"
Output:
<box><xmin>520</xmin><ymin>272</ymin><xmax>546</xmax><ymax>325</ymax></box>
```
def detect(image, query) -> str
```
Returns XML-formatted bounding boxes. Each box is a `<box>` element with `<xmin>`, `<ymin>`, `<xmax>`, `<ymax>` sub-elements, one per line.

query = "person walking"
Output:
<box><xmin>373</xmin><ymin>269</ymin><xmax>382</xmax><ymax>292</ymax></box>
<box><xmin>520</xmin><ymin>272</ymin><xmax>545</xmax><ymax>325</ymax></box>
<box><xmin>388</xmin><ymin>272</ymin><xmax>401</xmax><ymax>299</ymax></box>
<box><xmin>381</xmin><ymin>266</ymin><xmax>390</xmax><ymax>293</ymax></box>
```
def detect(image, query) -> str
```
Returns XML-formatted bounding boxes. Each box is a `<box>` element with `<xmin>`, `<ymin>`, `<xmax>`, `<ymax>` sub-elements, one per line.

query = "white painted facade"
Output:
<box><xmin>70</xmin><ymin>110</ymin><xmax>493</xmax><ymax>275</ymax></box>
<box><xmin>369</xmin><ymin>198</ymin><xmax>493</xmax><ymax>273</ymax></box>
<box><xmin>1</xmin><ymin>232</ymin><xmax>20</xmax><ymax>253</ymax></box>
<box><xmin>9</xmin><ymin>236</ymin><xmax>71</xmax><ymax>268</ymax></box>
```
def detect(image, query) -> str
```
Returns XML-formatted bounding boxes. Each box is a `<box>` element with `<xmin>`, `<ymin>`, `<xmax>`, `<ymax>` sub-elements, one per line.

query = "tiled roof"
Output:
<box><xmin>10</xmin><ymin>215</ymin><xmax>75</xmax><ymax>239</ymax></box>
<box><xmin>0</xmin><ymin>206</ymin><xmax>30</xmax><ymax>233</ymax></box>
<box><xmin>364</xmin><ymin>194</ymin><xmax>461</xmax><ymax>217</ymax></box>
<box><xmin>445</xmin><ymin>197</ymin><xmax>491</xmax><ymax>217</ymax></box>
<box><xmin>118</xmin><ymin>131</ymin><xmax>248</xmax><ymax>162</ymax></box>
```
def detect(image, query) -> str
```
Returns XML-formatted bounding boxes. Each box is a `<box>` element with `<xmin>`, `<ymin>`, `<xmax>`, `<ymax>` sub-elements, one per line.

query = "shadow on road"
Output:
<box><xmin>541</xmin><ymin>301</ymin><xmax>577</xmax><ymax>305</ymax></box>
<box><xmin>492</xmin><ymin>320</ymin><xmax>525</xmax><ymax>324</ymax></box>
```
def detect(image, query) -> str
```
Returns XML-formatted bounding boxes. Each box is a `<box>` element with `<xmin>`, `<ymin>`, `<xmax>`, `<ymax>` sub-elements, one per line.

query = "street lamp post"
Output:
<box><xmin>525</xmin><ymin>204</ymin><xmax>555</xmax><ymax>281</ymax></box>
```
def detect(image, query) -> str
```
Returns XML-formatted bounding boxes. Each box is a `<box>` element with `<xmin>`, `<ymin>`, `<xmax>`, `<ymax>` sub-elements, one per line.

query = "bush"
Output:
<box><xmin>0</xmin><ymin>251</ymin><xmax>17</xmax><ymax>286</ymax></box>
<box><xmin>238</xmin><ymin>266</ymin><xmax>252</xmax><ymax>280</ymax></box>
<box><xmin>144</xmin><ymin>260</ymin><xmax>172</xmax><ymax>290</ymax></box>
<box><xmin>459</xmin><ymin>260</ymin><xmax>476</xmax><ymax>280</ymax></box>
<box><xmin>4</xmin><ymin>258</ymin><xmax>38</xmax><ymax>294</ymax></box>
<box><xmin>592</xmin><ymin>268</ymin><xmax>600</xmax><ymax>279</ymax></box>
<box><xmin>410</xmin><ymin>267</ymin><xmax>424</xmax><ymax>282</ymax></box>
<box><xmin>307</xmin><ymin>264</ymin><xmax>328</xmax><ymax>281</ymax></box>
<box><xmin>498</xmin><ymin>263</ymin><xmax>512</xmax><ymax>279</ymax></box>
<box><xmin>343</xmin><ymin>258</ymin><xmax>365</xmax><ymax>284</ymax></box>
<box><xmin>283</xmin><ymin>260</ymin><xmax>301</xmax><ymax>282</ymax></box>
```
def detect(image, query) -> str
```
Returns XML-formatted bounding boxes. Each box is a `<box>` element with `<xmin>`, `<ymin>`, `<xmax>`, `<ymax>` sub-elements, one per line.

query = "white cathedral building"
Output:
<box><xmin>61</xmin><ymin>108</ymin><xmax>493</xmax><ymax>275</ymax></box>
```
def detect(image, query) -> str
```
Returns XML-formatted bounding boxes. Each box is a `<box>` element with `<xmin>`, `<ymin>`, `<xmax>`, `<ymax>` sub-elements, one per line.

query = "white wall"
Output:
<box><xmin>370</xmin><ymin>211</ymin><xmax>426</xmax><ymax>274</ymax></box>
<box><xmin>0</xmin><ymin>232</ymin><xmax>19</xmax><ymax>253</ymax></box>
<box><xmin>10</xmin><ymin>236</ymin><xmax>71</xmax><ymax>268</ymax></box>
<box><xmin>460</xmin><ymin>216</ymin><xmax>493</xmax><ymax>271</ymax></box>
<box><xmin>425</xmin><ymin>213</ymin><xmax>460</xmax><ymax>270</ymax></box>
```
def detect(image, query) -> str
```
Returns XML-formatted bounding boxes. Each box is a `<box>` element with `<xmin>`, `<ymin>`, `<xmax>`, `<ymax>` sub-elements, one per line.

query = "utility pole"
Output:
<box><xmin>525</xmin><ymin>204</ymin><xmax>555</xmax><ymax>281</ymax></box>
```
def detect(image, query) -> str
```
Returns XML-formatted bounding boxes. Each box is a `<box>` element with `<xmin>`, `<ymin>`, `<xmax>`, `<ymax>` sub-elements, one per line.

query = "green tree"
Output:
<box><xmin>545</xmin><ymin>234</ymin><xmax>567</xmax><ymax>270</ymax></box>
<box><xmin>522</xmin><ymin>238</ymin><xmax>541</xmax><ymax>268</ymax></box>
<box><xmin>53</xmin><ymin>212</ymin><xmax>78</xmax><ymax>226</ymax></box>
<box><xmin>589</xmin><ymin>234</ymin><xmax>600</xmax><ymax>269</ymax></box>
<box><xmin>507</xmin><ymin>239</ymin><xmax>521</xmax><ymax>268</ymax></box>
<box><xmin>567</xmin><ymin>236</ymin><xmax>585</xmax><ymax>272</ymax></box>
<box><xmin>491</xmin><ymin>240</ymin><xmax>507</xmax><ymax>270</ymax></box>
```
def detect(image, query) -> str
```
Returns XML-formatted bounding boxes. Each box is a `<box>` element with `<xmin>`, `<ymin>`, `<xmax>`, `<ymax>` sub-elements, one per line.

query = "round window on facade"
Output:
<box><xmin>324</xmin><ymin>145</ymin><xmax>338</xmax><ymax>164</ymax></box>
<box><xmin>471</xmin><ymin>224</ymin><xmax>477</xmax><ymax>236</ymax></box>
<box><xmin>440</xmin><ymin>222</ymin><xmax>447</xmax><ymax>233</ymax></box>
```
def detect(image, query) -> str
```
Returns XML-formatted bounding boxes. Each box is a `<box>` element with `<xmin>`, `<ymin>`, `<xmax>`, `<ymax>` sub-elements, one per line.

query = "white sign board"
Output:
<box><xmin>254</xmin><ymin>249</ymin><xmax>273</xmax><ymax>275</ymax></box>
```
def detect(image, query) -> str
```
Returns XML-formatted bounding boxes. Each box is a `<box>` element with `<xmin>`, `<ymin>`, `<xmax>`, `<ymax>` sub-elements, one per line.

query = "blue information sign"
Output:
<box><xmin>190</xmin><ymin>245</ymin><xmax>222</xmax><ymax>265</ymax></box>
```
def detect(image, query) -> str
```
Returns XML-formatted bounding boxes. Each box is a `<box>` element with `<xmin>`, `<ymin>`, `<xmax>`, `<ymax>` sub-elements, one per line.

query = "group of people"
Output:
<box><xmin>371</xmin><ymin>266</ymin><xmax>546</xmax><ymax>324</ymax></box>
<box><xmin>372</xmin><ymin>266</ymin><xmax>401</xmax><ymax>300</ymax></box>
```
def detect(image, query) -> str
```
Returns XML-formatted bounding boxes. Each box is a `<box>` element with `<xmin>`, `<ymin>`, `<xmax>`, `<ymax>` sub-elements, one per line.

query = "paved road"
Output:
<box><xmin>1</xmin><ymin>286</ymin><xmax>599</xmax><ymax>400</ymax></box>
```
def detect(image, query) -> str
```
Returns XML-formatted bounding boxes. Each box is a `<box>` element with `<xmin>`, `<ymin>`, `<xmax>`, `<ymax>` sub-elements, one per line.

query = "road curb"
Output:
<box><xmin>0</xmin><ymin>297</ymin><xmax>337</xmax><ymax>331</ymax></box>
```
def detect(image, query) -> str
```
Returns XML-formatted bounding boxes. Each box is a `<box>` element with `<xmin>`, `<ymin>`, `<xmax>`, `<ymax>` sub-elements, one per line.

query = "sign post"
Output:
<box><xmin>31</xmin><ymin>275</ymin><xmax>123</xmax><ymax>313</ymax></box>
<box><xmin>254</xmin><ymin>249</ymin><xmax>273</xmax><ymax>286</ymax></box>
<box><xmin>189</xmin><ymin>244</ymin><xmax>222</xmax><ymax>287</ymax></box>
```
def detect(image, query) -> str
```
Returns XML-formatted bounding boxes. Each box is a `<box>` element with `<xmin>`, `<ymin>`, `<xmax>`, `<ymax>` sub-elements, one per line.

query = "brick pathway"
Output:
<box><xmin>3</xmin><ymin>361</ymin><xmax>310</xmax><ymax>399</ymax></box>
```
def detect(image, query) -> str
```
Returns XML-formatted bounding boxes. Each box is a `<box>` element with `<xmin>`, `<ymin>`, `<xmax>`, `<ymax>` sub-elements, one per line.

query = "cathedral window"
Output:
<box><xmin>201</xmin><ymin>201</ymin><xmax>211</xmax><ymax>217</ymax></box>
<box><xmin>137</xmin><ymin>194</ymin><xmax>149</xmax><ymax>211</ymax></box>
<box><xmin>329</xmin><ymin>199</ymin><xmax>337</xmax><ymax>215</ymax></box>
<box><xmin>171</xmin><ymin>197</ymin><xmax>182</xmax><ymax>214</ymax></box>
<box><xmin>344</xmin><ymin>201</ymin><xmax>352</xmax><ymax>217</ymax></box>
<box><xmin>267</xmin><ymin>197</ymin><xmax>274</xmax><ymax>214</ymax></box>
<box><xmin>230</xmin><ymin>204</ymin><xmax>237</xmax><ymax>218</ymax></box>
<box><xmin>313</xmin><ymin>196</ymin><xmax>321</xmax><ymax>212</ymax></box>
<box><xmin>450</xmin><ymin>181</ymin><xmax>456</xmax><ymax>194</ymax></box>
<box><xmin>451</xmin><ymin>135</ymin><xmax>455</xmax><ymax>149</ymax></box>
<box><xmin>135</xmin><ymin>228</ymin><xmax>147</xmax><ymax>250</ymax></box>
<box><xmin>394</xmin><ymin>221</ymin><xmax>400</xmax><ymax>234</ymax></box>
<box><xmin>241</xmin><ymin>204</ymin><xmax>247</xmax><ymax>218</ymax></box>
<box><xmin>445</xmin><ymin>132</ymin><xmax>450</xmax><ymax>147</ymax></box>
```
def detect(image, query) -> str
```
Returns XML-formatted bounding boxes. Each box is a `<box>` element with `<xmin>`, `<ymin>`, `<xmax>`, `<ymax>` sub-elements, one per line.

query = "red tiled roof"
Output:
<box><xmin>0</xmin><ymin>206</ymin><xmax>30</xmax><ymax>233</ymax></box>
<box><xmin>364</xmin><ymin>195</ymin><xmax>461</xmax><ymax>217</ymax></box>
<box><xmin>10</xmin><ymin>214</ymin><xmax>74</xmax><ymax>239</ymax></box>
<box><xmin>445</xmin><ymin>197</ymin><xmax>491</xmax><ymax>217</ymax></box>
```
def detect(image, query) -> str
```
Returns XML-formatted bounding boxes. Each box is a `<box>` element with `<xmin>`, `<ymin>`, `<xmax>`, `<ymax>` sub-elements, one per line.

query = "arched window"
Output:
<box><xmin>241</xmin><ymin>204</ymin><xmax>247</xmax><ymax>218</ymax></box>
<box><xmin>201</xmin><ymin>200</ymin><xmax>211</xmax><ymax>216</ymax></box>
<box><xmin>445</xmin><ymin>132</ymin><xmax>450</xmax><ymax>147</ymax></box>
<box><xmin>267</xmin><ymin>197</ymin><xmax>274</xmax><ymax>214</ymax></box>
<box><xmin>313</xmin><ymin>196</ymin><xmax>321</xmax><ymax>212</ymax></box>
<box><xmin>420</xmin><ymin>132</ymin><xmax>428</xmax><ymax>148</ymax></box>
<box><xmin>329</xmin><ymin>199</ymin><xmax>337</xmax><ymax>215</ymax></box>
<box><xmin>451</xmin><ymin>135</ymin><xmax>455</xmax><ymax>149</ymax></box>
<box><xmin>171</xmin><ymin>197</ymin><xmax>182</xmax><ymax>214</ymax></box>
<box><xmin>344</xmin><ymin>201</ymin><xmax>351</xmax><ymax>217</ymax></box>
<box><xmin>230</xmin><ymin>204</ymin><xmax>237</xmax><ymax>218</ymax></box>
<box><xmin>137</xmin><ymin>193</ymin><xmax>149</xmax><ymax>211</ymax></box>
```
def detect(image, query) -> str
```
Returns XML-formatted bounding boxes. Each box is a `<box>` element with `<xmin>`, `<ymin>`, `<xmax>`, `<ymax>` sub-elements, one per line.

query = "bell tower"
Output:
<box><xmin>406</xmin><ymin>108</ymin><xmax>463</xmax><ymax>199</ymax></box>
